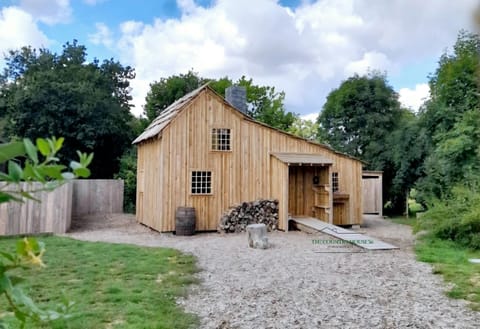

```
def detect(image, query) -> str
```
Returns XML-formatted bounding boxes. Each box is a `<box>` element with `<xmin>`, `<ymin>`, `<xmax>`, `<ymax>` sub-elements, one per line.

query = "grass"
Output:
<box><xmin>387</xmin><ymin>215</ymin><xmax>480</xmax><ymax>311</ymax></box>
<box><xmin>0</xmin><ymin>236</ymin><xmax>200</xmax><ymax>328</ymax></box>
<box><xmin>415</xmin><ymin>236</ymin><xmax>480</xmax><ymax>311</ymax></box>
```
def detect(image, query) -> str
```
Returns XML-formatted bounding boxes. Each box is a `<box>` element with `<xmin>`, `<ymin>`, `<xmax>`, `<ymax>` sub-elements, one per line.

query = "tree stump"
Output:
<box><xmin>247</xmin><ymin>223</ymin><xmax>269</xmax><ymax>249</ymax></box>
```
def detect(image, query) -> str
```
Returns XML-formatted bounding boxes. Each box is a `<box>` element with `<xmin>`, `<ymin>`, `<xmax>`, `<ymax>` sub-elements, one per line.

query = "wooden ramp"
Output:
<box><xmin>290</xmin><ymin>217</ymin><xmax>398</xmax><ymax>250</ymax></box>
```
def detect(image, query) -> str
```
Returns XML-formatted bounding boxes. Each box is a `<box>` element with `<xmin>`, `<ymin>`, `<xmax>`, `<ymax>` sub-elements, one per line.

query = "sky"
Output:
<box><xmin>0</xmin><ymin>0</ymin><xmax>478</xmax><ymax>119</ymax></box>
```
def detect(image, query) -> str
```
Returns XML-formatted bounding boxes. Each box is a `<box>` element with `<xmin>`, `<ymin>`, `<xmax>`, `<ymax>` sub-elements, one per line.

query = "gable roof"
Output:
<box><xmin>132</xmin><ymin>84</ymin><xmax>209</xmax><ymax>144</ymax></box>
<box><xmin>132</xmin><ymin>84</ymin><xmax>364</xmax><ymax>164</ymax></box>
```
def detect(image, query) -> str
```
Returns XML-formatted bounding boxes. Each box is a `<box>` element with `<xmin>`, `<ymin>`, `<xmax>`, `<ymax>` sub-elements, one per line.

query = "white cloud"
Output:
<box><xmin>89</xmin><ymin>22</ymin><xmax>114</xmax><ymax>48</ymax></box>
<box><xmin>300</xmin><ymin>113</ymin><xmax>319</xmax><ymax>122</ymax></box>
<box><xmin>0</xmin><ymin>6</ymin><xmax>50</xmax><ymax>57</ymax></box>
<box><xmin>399</xmin><ymin>83</ymin><xmax>430</xmax><ymax>112</ymax></box>
<box><xmin>19</xmin><ymin>0</ymin><xmax>71</xmax><ymax>25</ymax></box>
<box><xmin>344</xmin><ymin>51</ymin><xmax>392</xmax><ymax>77</ymax></box>
<box><xmin>109</xmin><ymin>0</ymin><xmax>477</xmax><ymax>116</ymax></box>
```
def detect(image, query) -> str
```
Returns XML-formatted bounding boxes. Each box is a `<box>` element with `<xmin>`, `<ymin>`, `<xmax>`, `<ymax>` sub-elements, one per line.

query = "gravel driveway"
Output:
<box><xmin>66</xmin><ymin>214</ymin><xmax>480</xmax><ymax>329</ymax></box>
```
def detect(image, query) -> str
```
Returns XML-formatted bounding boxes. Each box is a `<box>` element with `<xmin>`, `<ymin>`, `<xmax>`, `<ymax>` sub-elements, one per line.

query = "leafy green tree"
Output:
<box><xmin>234</xmin><ymin>76</ymin><xmax>297</xmax><ymax>131</ymax></box>
<box><xmin>386</xmin><ymin>110</ymin><xmax>429</xmax><ymax>210</ymax></box>
<box><xmin>417</xmin><ymin>110</ymin><xmax>480</xmax><ymax>199</ymax></box>
<box><xmin>0</xmin><ymin>137</ymin><xmax>92</xmax><ymax>328</ymax></box>
<box><xmin>287</xmin><ymin>117</ymin><xmax>319</xmax><ymax>140</ymax></box>
<box><xmin>317</xmin><ymin>72</ymin><xmax>403</xmax><ymax>211</ymax></box>
<box><xmin>415</xmin><ymin>31</ymin><xmax>480</xmax><ymax>200</ymax></box>
<box><xmin>419</xmin><ymin>31</ymin><xmax>480</xmax><ymax>139</ymax></box>
<box><xmin>144</xmin><ymin>70</ymin><xmax>203</xmax><ymax>121</ymax></box>
<box><xmin>317</xmin><ymin>72</ymin><xmax>402</xmax><ymax>160</ymax></box>
<box><xmin>144</xmin><ymin>72</ymin><xmax>297</xmax><ymax>131</ymax></box>
<box><xmin>0</xmin><ymin>40</ymin><xmax>135</xmax><ymax>178</ymax></box>
<box><xmin>114</xmin><ymin>148</ymin><xmax>137</xmax><ymax>213</ymax></box>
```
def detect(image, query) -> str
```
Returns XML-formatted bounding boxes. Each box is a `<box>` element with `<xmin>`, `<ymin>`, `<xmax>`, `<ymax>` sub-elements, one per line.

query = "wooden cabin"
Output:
<box><xmin>133</xmin><ymin>84</ymin><xmax>364</xmax><ymax>232</ymax></box>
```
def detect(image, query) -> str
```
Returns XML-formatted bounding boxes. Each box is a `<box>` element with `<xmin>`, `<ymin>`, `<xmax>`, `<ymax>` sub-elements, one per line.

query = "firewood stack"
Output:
<box><xmin>218</xmin><ymin>199</ymin><xmax>279</xmax><ymax>233</ymax></box>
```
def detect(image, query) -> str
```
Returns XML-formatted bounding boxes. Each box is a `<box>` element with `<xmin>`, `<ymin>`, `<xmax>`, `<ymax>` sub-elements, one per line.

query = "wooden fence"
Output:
<box><xmin>72</xmin><ymin>179</ymin><xmax>124</xmax><ymax>218</ymax></box>
<box><xmin>0</xmin><ymin>182</ymin><xmax>73</xmax><ymax>235</ymax></box>
<box><xmin>0</xmin><ymin>180</ymin><xmax>123</xmax><ymax>236</ymax></box>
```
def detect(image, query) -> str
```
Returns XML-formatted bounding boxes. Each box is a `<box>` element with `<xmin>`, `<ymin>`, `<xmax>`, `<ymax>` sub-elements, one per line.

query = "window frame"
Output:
<box><xmin>211</xmin><ymin>128</ymin><xmax>232</xmax><ymax>152</ymax></box>
<box><xmin>190</xmin><ymin>170</ymin><xmax>213</xmax><ymax>195</ymax></box>
<box><xmin>332</xmin><ymin>172</ymin><xmax>339</xmax><ymax>193</ymax></box>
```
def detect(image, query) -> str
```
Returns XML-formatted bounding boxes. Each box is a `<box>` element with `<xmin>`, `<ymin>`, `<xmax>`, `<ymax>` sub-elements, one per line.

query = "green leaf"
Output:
<box><xmin>36</xmin><ymin>139</ymin><xmax>50</xmax><ymax>157</ymax></box>
<box><xmin>0</xmin><ymin>192</ymin><xmax>14</xmax><ymax>204</ymax></box>
<box><xmin>23</xmin><ymin>139</ymin><xmax>38</xmax><ymax>164</ymax></box>
<box><xmin>86</xmin><ymin>153</ymin><xmax>94</xmax><ymax>166</ymax></box>
<box><xmin>19</xmin><ymin>191</ymin><xmax>41</xmax><ymax>202</ymax></box>
<box><xmin>0</xmin><ymin>192</ymin><xmax>23</xmax><ymax>203</ymax></box>
<box><xmin>8</xmin><ymin>161</ymin><xmax>23</xmax><ymax>182</ymax></box>
<box><xmin>54</xmin><ymin>137</ymin><xmax>64</xmax><ymax>152</ymax></box>
<box><xmin>0</xmin><ymin>141</ymin><xmax>26</xmax><ymax>164</ymax></box>
<box><xmin>73</xmin><ymin>167</ymin><xmax>91</xmax><ymax>178</ymax></box>
<box><xmin>22</xmin><ymin>162</ymin><xmax>36</xmax><ymax>181</ymax></box>
<box><xmin>42</xmin><ymin>165</ymin><xmax>67</xmax><ymax>180</ymax></box>
<box><xmin>47</xmin><ymin>139</ymin><xmax>56</xmax><ymax>155</ymax></box>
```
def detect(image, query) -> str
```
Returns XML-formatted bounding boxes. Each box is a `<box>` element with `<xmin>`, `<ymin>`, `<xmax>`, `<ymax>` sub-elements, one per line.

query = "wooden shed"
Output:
<box><xmin>362</xmin><ymin>171</ymin><xmax>383</xmax><ymax>216</ymax></box>
<box><xmin>133</xmin><ymin>85</ymin><xmax>364</xmax><ymax>232</ymax></box>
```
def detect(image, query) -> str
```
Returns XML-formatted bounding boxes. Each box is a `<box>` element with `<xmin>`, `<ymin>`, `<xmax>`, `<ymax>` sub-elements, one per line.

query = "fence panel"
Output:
<box><xmin>71</xmin><ymin>179</ymin><xmax>124</xmax><ymax>217</ymax></box>
<box><xmin>0</xmin><ymin>182</ymin><xmax>72</xmax><ymax>235</ymax></box>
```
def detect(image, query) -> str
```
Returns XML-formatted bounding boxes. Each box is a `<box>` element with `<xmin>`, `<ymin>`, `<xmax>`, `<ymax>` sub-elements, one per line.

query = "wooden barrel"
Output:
<box><xmin>175</xmin><ymin>207</ymin><xmax>196</xmax><ymax>236</ymax></box>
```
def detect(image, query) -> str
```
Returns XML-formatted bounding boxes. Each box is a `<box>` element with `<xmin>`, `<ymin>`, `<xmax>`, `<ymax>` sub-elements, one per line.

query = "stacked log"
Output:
<box><xmin>218</xmin><ymin>199</ymin><xmax>279</xmax><ymax>233</ymax></box>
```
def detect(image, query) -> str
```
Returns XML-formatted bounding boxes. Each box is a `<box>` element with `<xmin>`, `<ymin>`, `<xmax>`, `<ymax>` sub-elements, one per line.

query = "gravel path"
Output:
<box><xmin>66</xmin><ymin>214</ymin><xmax>480</xmax><ymax>329</ymax></box>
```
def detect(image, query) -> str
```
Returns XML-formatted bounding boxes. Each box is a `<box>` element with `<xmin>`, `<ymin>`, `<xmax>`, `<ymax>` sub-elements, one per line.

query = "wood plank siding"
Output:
<box><xmin>136</xmin><ymin>87</ymin><xmax>364</xmax><ymax>232</ymax></box>
<box><xmin>362</xmin><ymin>171</ymin><xmax>383</xmax><ymax>216</ymax></box>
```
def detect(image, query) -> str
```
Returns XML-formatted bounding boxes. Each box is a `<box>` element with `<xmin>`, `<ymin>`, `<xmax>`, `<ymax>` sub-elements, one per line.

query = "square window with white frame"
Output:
<box><xmin>191</xmin><ymin>171</ymin><xmax>212</xmax><ymax>194</ymax></box>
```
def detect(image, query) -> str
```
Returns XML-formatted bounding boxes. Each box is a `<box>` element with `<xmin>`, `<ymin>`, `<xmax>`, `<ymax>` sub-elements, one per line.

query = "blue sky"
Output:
<box><xmin>0</xmin><ymin>0</ymin><xmax>477</xmax><ymax>117</ymax></box>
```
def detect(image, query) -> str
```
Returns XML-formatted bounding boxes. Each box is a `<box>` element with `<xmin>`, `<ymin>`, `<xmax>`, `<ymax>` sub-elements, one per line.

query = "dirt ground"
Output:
<box><xmin>66</xmin><ymin>214</ymin><xmax>480</xmax><ymax>329</ymax></box>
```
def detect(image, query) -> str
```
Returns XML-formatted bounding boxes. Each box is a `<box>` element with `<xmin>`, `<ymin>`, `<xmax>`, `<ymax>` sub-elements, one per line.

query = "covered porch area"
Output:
<box><xmin>270</xmin><ymin>152</ymin><xmax>335</xmax><ymax>231</ymax></box>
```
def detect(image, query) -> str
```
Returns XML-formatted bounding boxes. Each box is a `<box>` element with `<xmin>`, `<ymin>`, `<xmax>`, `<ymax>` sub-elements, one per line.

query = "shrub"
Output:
<box><xmin>416</xmin><ymin>182</ymin><xmax>480</xmax><ymax>249</ymax></box>
<box><xmin>115</xmin><ymin>148</ymin><xmax>137</xmax><ymax>213</ymax></box>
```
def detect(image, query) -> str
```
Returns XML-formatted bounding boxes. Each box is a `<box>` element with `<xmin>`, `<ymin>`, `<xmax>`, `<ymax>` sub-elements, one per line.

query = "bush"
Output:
<box><xmin>115</xmin><ymin>148</ymin><xmax>137</xmax><ymax>213</ymax></box>
<box><xmin>416</xmin><ymin>183</ymin><xmax>480</xmax><ymax>249</ymax></box>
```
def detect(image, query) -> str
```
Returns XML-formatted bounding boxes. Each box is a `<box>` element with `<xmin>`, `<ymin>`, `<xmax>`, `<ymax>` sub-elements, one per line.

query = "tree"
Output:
<box><xmin>417</xmin><ymin>110</ymin><xmax>480</xmax><ymax>199</ymax></box>
<box><xmin>144</xmin><ymin>70</ymin><xmax>203</xmax><ymax>121</ymax></box>
<box><xmin>386</xmin><ymin>110</ymin><xmax>429</xmax><ymax>210</ymax></box>
<box><xmin>234</xmin><ymin>76</ymin><xmax>297</xmax><ymax>131</ymax></box>
<box><xmin>415</xmin><ymin>31</ymin><xmax>480</xmax><ymax>200</ymax></box>
<box><xmin>287</xmin><ymin>117</ymin><xmax>319</xmax><ymax>140</ymax></box>
<box><xmin>317</xmin><ymin>72</ymin><xmax>403</xmax><ymax>211</ymax></box>
<box><xmin>0</xmin><ymin>40</ymin><xmax>135</xmax><ymax>178</ymax></box>
<box><xmin>419</xmin><ymin>31</ymin><xmax>480</xmax><ymax>141</ymax></box>
<box><xmin>144</xmin><ymin>72</ymin><xmax>297</xmax><ymax>131</ymax></box>
<box><xmin>317</xmin><ymin>72</ymin><xmax>402</xmax><ymax>160</ymax></box>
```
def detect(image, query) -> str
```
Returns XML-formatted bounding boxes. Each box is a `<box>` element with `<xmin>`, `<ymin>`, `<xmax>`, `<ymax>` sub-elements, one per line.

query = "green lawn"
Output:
<box><xmin>387</xmin><ymin>215</ymin><xmax>480</xmax><ymax>311</ymax></box>
<box><xmin>0</xmin><ymin>236</ymin><xmax>200</xmax><ymax>328</ymax></box>
<box><xmin>415</xmin><ymin>237</ymin><xmax>480</xmax><ymax>311</ymax></box>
